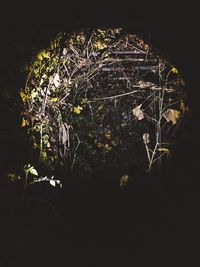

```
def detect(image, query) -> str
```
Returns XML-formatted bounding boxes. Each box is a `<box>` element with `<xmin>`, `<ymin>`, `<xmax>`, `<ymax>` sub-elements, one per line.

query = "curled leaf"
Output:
<box><xmin>162</xmin><ymin>109</ymin><xmax>181</xmax><ymax>125</ymax></box>
<box><xmin>171</xmin><ymin>67</ymin><xmax>178</xmax><ymax>74</ymax></box>
<box><xmin>59</xmin><ymin>123</ymin><xmax>70</xmax><ymax>146</ymax></box>
<box><xmin>132</xmin><ymin>104</ymin><xmax>144</xmax><ymax>120</ymax></box>
<box><xmin>143</xmin><ymin>133</ymin><xmax>150</xmax><ymax>144</ymax></box>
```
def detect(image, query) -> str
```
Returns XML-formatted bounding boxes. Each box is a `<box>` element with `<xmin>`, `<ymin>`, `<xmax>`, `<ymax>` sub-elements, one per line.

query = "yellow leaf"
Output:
<box><xmin>33</xmin><ymin>142</ymin><xmax>38</xmax><ymax>149</ymax></box>
<box><xmin>51</xmin><ymin>97</ymin><xmax>58</xmax><ymax>102</ymax></box>
<box><xmin>20</xmin><ymin>90</ymin><xmax>28</xmax><ymax>102</ymax></box>
<box><xmin>19</xmin><ymin>90</ymin><xmax>25</xmax><ymax>98</ymax></box>
<box><xmin>37</xmin><ymin>53</ymin><xmax>43</xmax><ymax>61</ymax></box>
<box><xmin>39</xmin><ymin>78</ymin><xmax>44</xmax><ymax>86</ymax></box>
<box><xmin>37</xmin><ymin>50</ymin><xmax>50</xmax><ymax>61</ymax></box>
<box><xmin>171</xmin><ymin>67</ymin><xmax>178</xmax><ymax>74</ymax></box>
<box><xmin>94</xmin><ymin>40</ymin><xmax>107</xmax><ymax>50</ymax></box>
<box><xmin>21</xmin><ymin>118</ymin><xmax>28</xmax><ymax>127</ymax></box>
<box><xmin>40</xmin><ymin>151</ymin><xmax>47</xmax><ymax>160</ymax></box>
<box><xmin>103</xmin><ymin>52</ymin><xmax>109</xmax><ymax>60</ymax></box>
<box><xmin>73</xmin><ymin>105</ymin><xmax>83</xmax><ymax>114</ymax></box>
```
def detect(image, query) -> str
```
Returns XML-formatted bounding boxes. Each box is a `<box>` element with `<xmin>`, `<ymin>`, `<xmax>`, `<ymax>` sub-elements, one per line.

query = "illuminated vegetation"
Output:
<box><xmin>20</xmin><ymin>28</ymin><xmax>187</xmax><ymax>174</ymax></box>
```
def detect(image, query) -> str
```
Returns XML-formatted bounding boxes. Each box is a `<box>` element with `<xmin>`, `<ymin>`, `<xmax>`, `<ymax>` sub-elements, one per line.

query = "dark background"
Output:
<box><xmin>0</xmin><ymin>1</ymin><xmax>199</xmax><ymax>267</ymax></box>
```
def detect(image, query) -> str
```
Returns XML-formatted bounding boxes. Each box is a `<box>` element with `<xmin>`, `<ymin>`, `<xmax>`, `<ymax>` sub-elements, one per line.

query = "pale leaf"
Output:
<box><xmin>143</xmin><ymin>133</ymin><xmax>150</xmax><ymax>144</ymax></box>
<box><xmin>63</xmin><ymin>48</ymin><xmax>67</xmax><ymax>55</ymax></box>
<box><xmin>132</xmin><ymin>104</ymin><xmax>144</xmax><ymax>120</ymax></box>
<box><xmin>29</xmin><ymin>167</ymin><xmax>38</xmax><ymax>176</ymax></box>
<box><xmin>53</xmin><ymin>73</ymin><xmax>60</xmax><ymax>88</ymax></box>
<box><xmin>49</xmin><ymin>180</ymin><xmax>56</xmax><ymax>187</ymax></box>
<box><xmin>162</xmin><ymin>109</ymin><xmax>181</xmax><ymax>125</ymax></box>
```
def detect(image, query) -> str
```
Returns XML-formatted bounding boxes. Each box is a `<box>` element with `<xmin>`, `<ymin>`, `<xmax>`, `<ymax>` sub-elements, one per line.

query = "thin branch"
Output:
<box><xmin>89</xmin><ymin>90</ymin><xmax>139</xmax><ymax>102</ymax></box>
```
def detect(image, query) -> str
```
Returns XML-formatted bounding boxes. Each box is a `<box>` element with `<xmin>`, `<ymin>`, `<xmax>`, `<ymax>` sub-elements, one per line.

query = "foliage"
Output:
<box><xmin>7</xmin><ymin>164</ymin><xmax>62</xmax><ymax>189</ymax></box>
<box><xmin>20</xmin><ymin>28</ymin><xmax>188</xmax><ymax>174</ymax></box>
<box><xmin>5</xmin><ymin>163</ymin><xmax>62</xmax><ymax>216</ymax></box>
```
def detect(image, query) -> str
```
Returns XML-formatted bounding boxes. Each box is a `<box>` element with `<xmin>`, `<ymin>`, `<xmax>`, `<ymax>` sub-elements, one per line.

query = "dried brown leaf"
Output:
<box><xmin>162</xmin><ymin>109</ymin><xmax>181</xmax><ymax>125</ymax></box>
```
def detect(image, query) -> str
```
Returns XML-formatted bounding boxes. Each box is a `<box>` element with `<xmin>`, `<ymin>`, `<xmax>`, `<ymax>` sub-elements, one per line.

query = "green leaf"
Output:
<box><xmin>29</xmin><ymin>167</ymin><xmax>38</xmax><ymax>176</ymax></box>
<box><xmin>37</xmin><ymin>50</ymin><xmax>50</xmax><ymax>60</ymax></box>
<box><xmin>171</xmin><ymin>67</ymin><xmax>178</xmax><ymax>74</ymax></box>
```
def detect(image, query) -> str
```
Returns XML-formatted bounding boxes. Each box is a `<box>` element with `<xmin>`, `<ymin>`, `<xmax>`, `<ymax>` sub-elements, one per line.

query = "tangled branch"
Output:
<box><xmin>20</xmin><ymin>28</ymin><xmax>187</xmax><ymax>173</ymax></box>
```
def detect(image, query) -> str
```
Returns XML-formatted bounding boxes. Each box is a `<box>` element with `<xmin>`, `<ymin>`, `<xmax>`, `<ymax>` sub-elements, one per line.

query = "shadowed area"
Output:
<box><xmin>0</xmin><ymin>2</ymin><xmax>199</xmax><ymax>267</ymax></box>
